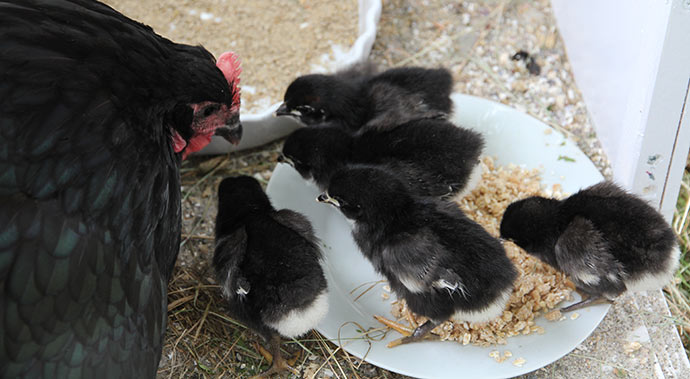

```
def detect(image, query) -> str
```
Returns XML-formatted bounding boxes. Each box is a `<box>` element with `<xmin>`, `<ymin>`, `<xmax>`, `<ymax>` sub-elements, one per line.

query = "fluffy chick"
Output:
<box><xmin>276</xmin><ymin>61</ymin><xmax>453</xmax><ymax>132</ymax></box>
<box><xmin>213</xmin><ymin>176</ymin><xmax>328</xmax><ymax>376</ymax></box>
<box><xmin>500</xmin><ymin>181</ymin><xmax>680</xmax><ymax>311</ymax></box>
<box><xmin>318</xmin><ymin>167</ymin><xmax>516</xmax><ymax>344</ymax></box>
<box><xmin>280</xmin><ymin>118</ymin><xmax>484</xmax><ymax>198</ymax></box>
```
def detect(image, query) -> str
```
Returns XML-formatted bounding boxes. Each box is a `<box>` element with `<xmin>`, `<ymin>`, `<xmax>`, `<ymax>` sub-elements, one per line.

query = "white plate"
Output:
<box><xmin>266</xmin><ymin>94</ymin><xmax>608</xmax><ymax>378</ymax></box>
<box><xmin>201</xmin><ymin>0</ymin><xmax>383</xmax><ymax>154</ymax></box>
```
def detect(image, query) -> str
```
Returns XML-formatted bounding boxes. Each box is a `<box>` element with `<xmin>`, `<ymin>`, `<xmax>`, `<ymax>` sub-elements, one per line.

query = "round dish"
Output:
<box><xmin>265</xmin><ymin>94</ymin><xmax>608</xmax><ymax>378</ymax></box>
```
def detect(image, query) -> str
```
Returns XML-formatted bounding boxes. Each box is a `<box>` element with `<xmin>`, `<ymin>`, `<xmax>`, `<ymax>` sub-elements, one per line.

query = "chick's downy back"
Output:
<box><xmin>559</xmin><ymin>182</ymin><xmax>678</xmax><ymax>277</ymax></box>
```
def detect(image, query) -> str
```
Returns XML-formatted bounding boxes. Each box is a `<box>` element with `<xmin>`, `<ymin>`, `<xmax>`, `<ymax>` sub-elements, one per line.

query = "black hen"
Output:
<box><xmin>280</xmin><ymin>118</ymin><xmax>484</xmax><ymax>198</ymax></box>
<box><xmin>214</xmin><ymin>176</ymin><xmax>328</xmax><ymax>376</ymax></box>
<box><xmin>500</xmin><ymin>181</ymin><xmax>679</xmax><ymax>311</ymax></box>
<box><xmin>276</xmin><ymin>61</ymin><xmax>454</xmax><ymax>132</ymax></box>
<box><xmin>0</xmin><ymin>0</ymin><xmax>241</xmax><ymax>377</ymax></box>
<box><xmin>318</xmin><ymin>167</ymin><xmax>516</xmax><ymax>345</ymax></box>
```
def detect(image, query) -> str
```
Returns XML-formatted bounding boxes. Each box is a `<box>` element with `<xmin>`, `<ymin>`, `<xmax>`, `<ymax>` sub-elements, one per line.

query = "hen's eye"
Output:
<box><xmin>202</xmin><ymin>104</ymin><xmax>220</xmax><ymax>117</ymax></box>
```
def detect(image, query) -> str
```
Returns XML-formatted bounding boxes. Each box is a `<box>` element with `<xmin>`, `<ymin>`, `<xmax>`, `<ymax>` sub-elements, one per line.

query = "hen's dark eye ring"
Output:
<box><xmin>203</xmin><ymin>104</ymin><xmax>220</xmax><ymax>117</ymax></box>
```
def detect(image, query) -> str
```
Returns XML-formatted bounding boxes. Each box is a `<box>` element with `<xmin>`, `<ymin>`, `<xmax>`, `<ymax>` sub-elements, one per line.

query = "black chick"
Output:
<box><xmin>500</xmin><ymin>181</ymin><xmax>679</xmax><ymax>312</ymax></box>
<box><xmin>214</xmin><ymin>176</ymin><xmax>328</xmax><ymax>376</ymax></box>
<box><xmin>317</xmin><ymin>167</ymin><xmax>516</xmax><ymax>344</ymax></box>
<box><xmin>276</xmin><ymin>61</ymin><xmax>454</xmax><ymax>133</ymax></box>
<box><xmin>280</xmin><ymin>118</ymin><xmax>484</xmax><ymax>198</ymax></box>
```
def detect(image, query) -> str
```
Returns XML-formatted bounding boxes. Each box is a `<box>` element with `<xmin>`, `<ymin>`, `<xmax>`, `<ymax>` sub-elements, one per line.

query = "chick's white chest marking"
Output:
<box><xmin>267</xmin><ymin>289</ymin><xmax>329</xmax><ymax>339</ymax></box>
<box><xmin>625</xmin><ymin>247</ymin><xmax>680</xmax><ymax>292</ymax></box>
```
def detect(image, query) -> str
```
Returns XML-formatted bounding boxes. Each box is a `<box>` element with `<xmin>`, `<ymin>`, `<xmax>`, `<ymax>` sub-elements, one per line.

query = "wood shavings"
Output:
<box><xmin>103</xmin><ymin>0</ymin><xmax>358</xmax><ymax>113</ymax></box>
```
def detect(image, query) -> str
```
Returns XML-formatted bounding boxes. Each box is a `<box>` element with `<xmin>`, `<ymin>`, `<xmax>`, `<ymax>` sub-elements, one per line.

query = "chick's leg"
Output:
<box><xmin>251</xmin><ymin>335</ymin><xmax>299</xmax><ymax>378</ymax></box>
<box><xmin>561</xmin><ymin>295</ymin><xmax>613</xmax><ymax>312</ymax></box>
<box><xmin>388</xmin><ymin>320</ymin><xmax>439</xmax><ymax>348</ymax></box>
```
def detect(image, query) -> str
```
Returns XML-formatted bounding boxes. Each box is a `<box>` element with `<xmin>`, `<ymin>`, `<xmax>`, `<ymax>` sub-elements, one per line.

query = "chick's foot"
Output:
<box><xmin>387</xmin><ymin>320</ymin><xmax>439</xmax><ymax>348</ymax></box>
<box><xmin>251</xmin><ymin>335</ymin><xmax>299</xmax><ymax>378</ymax></box>
<box><xmin>561</xmin><ymin>295</ymin><xmax>613</xmax><ymax>312</ymax></box>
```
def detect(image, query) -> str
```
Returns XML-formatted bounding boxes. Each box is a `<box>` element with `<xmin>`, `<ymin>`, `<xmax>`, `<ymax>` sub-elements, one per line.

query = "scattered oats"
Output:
<box><xmin>624</xmin><ymin>341</ymin><xmax>642</xmax><ymax>354</ymax></box>
<box><xmin>544</xmin><ymin>309</ymin><xmax>562</xmax><ymax>321</ymax></box>
<box><xmin>383</xmin><ymin>285</ymin><xmax>391</xmax><ymax>292</ymax></box>
<box><xmin>513</xmin><ymin>357</ymin><xmax>527</xmax><ymax>367</ymax></box>
<box><xmin>504</xmin><ymin>350</ymin><xmax>513</xmax><ymax>358</ymax></box>
<box><xmin>381</xmin><ymin>292</ymin><xmax>390</xmax><ymax>300</ymax></box>
<box><xmin>489</xmin><ymin>350</ymin><xmax>500</xmax><ymax>359</ymax></box>
<box><xmin>543</xmin><ymin>128</ymin><xmax>553</xmax><ymax>135</ymax></box>
<box><xmin>570</xmin><ymin>312</ymin><xmax>580</xmax><ymax>320</ymax></box>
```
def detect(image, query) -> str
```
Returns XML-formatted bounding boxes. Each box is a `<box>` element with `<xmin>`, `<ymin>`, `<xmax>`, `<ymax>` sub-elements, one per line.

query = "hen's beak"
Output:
<box><xmin>275</xmin><ymin>103</ymin><xmax>299</xmax><ymax>117</ymax></box>
<box><xmin>317</xmin><ymin>193</ymin><xmax>340</xmax><ymax>207</ymax></box>
<box><xmin>277</xmin><ymin>154</ymin><xmax>294</xmax><ymax>167</ymax></box>
<box><xmin>215</xmin><ymin>115</ymin><xmax>242</xmax><ymax>145</ymax></box>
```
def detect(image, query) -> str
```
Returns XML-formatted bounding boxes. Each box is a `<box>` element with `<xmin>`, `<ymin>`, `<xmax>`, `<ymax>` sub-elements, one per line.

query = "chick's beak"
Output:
<box><xmin>277</xmin><ymin>154</ymin><xmax>294</xmax><ymax>167</ymax></box>
<box><xmin>276</xmin><ymin>102</ymin><xmax>302</xmax><ymax>118</ymax></box>
<box><xmin>275</xmin><ymin>102</ymin><xmax>291</xmax><ymax>116</ymax></box>
<box><xmin>215</xmin><ymin>115</ymin><xmax>242</xmax><ymax>145</ymax></box>
<box><xmin>317</xmin><ymin>193</ymin><xmax>340</xmax><ymax>207</ymax></box>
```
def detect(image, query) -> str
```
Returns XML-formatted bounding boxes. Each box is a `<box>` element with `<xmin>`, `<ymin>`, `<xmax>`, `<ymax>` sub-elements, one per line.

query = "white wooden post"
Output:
<box><xmin>551</xmin><ymin>0</ymin><xmax>690</xmax><ymax>221</ymax></box>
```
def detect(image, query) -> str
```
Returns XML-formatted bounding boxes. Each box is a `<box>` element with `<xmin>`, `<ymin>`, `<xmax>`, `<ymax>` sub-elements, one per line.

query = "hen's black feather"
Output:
<box><xmin>0</xmin><ymin>0</ymin><xmax>233</xmax><ymax>376</ymax></box>
<box><xmin>282</xmin><ymin>118</ymin><xmax>483</xmax><ymax>197</ymax></box>
<box><xmin>279</xmin><ymin>61</ymin><xmax>454</xmax><ymax>132</ymax></box>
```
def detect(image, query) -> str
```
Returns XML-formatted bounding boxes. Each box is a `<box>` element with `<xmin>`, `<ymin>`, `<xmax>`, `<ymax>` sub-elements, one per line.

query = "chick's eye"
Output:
<box><xmin>297</xmin><ymin>105</ymin><xmax>319</xmax><ymax>115</ymax></box>
<box><xmin>202</xmin><ymin>104</ymin><xmax>220</xmax><ymax>117</ymax></box>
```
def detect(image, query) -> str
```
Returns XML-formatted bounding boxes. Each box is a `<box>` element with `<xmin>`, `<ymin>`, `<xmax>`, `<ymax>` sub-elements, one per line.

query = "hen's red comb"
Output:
<box><xmin>217</xmin><ymin>51</ymin><xmax>241</xmax><ymax>110</ymax></box>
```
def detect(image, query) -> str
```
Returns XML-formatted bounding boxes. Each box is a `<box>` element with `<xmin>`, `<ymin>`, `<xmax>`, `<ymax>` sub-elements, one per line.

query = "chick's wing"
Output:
<box><xmin>555</xmin><ymin>216</ymin><xmax>623</xmax><ymax>286</ymax></box>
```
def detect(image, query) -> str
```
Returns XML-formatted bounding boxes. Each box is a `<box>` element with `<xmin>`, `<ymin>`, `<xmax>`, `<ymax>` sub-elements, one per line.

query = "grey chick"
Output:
<box><xmin>276</xmin><ymin>61</ymin><xmax>453</xmax><ymax>133</ymax></box>
<box><xmin>318</xmin><ymin>166</ymin><xmax>516</xmax><ymax>345</ymax></box>
<box><xmin>500</xmin><ymin>181</ymin><xmax>679</xmax><ymax>312</ymax></box>
<box><xmin>213</xmin><ymin>176</ymin><xmax>328</xmax><ymax>376</ymax></box>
